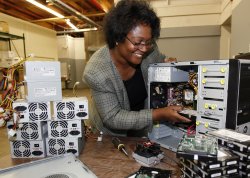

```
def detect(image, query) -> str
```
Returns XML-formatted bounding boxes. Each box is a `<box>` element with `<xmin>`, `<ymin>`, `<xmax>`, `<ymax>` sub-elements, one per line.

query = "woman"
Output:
<box><xmin>83</xmin><ymin>0</ymin><xmax>190</xmax><ymax>137</ymax></box>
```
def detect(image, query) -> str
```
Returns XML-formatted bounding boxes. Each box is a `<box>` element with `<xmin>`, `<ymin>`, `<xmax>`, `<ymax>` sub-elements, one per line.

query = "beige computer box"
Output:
<box><xmin>0</xmin><ymin>21</ymin><xmax>9</xmax><ymax>33</ymax></box>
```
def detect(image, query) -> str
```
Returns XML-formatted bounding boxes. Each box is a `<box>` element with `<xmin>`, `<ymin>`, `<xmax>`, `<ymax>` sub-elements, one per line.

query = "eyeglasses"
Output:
<box><xmin>125</xmin><ymin>36</ymin><xmax>153</xmax><ymax>49</ymax></box>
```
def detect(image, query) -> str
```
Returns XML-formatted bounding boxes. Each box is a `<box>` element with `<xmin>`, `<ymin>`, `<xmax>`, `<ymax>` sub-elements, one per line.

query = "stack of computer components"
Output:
<box><xmin>208</xmin><ymin>129</ymin><xmax>250</xmax><ymax>178</ymax></box>
<box><xmin>7</xmin><ymin>61</ymin><xmax>88</xmax><ymax>158</ymax></box>
<box><xmin>46</xmin><ymin>97</ymin><xmax>88</xmax><ymax>156</ymax></box>
<box><xmin>177</xmin><ymin>134</ymin><xmax>241</xmax><ymax>178</ymax></box>
<box><xmin>7</xmin><ymin>99</ymin><xmax>50</xmax><ymax>158</ymax></box>
<box><xmin>7</xmin><ymin>61</ymin><xmax>61</xmax><ymax>158</ymax></box>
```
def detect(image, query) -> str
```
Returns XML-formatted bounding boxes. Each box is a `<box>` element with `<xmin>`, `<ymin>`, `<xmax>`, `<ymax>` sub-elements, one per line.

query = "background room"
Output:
<box><xmin>1</xmin><ymin>0</ymin><xmax>250</xmax><ymax>177</ymax></box>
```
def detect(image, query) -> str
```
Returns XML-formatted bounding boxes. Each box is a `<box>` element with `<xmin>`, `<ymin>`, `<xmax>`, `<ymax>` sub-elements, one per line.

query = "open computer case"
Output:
<box><xmin>148</xmin><ymin>59</ymin><xmax>250</xmax><ymax>151</ymax></box>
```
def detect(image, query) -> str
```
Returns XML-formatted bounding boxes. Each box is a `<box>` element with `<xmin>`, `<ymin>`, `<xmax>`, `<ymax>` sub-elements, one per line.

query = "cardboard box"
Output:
<box><xmin>0</xmin><ymin>21</ymin><xmax>9</xmax><ymax>33</ymax></box>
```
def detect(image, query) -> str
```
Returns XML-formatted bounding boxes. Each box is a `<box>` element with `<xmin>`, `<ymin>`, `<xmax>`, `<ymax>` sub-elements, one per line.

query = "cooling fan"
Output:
<box><xmin>10</xmin><ymin>140</ymin><xmax>46</xmax><ymax>158</ymax></box>
<box><xmin>48</xmin><ymin>120</ymin><xmax>83</xmax><ymax>138</ymax></box>
<box><xmin>21</xmin><ymin>122</ymin><xmax>39</xmax><ymax>140</ymax></box>
<box><xmin>11</xmin><ymin>140</ymin><xmax>31</xmax><ymax>158</ymax></box>
<box><xmin>56</xmin><ymin>102</ymin><xmax>75</xmax><ymax>120</ymax></box>
<box><xmin>49</xmin><ymin>120</ymin><xmax>68</xmax><ymax>138</ymax></box>
<box><xmin>54</xmin><ymin>97</ymin><xmax>88</xmax><ymax>120</ymax></box>
<box><xmin>28</xmin><ymin>102</ymin><xmax>50</xmax><ymax>121</ymax></box>
<box><xmin>47</xmin><ymin>138</ymin><xmax>66</xmax><ymax>156</ymax></box>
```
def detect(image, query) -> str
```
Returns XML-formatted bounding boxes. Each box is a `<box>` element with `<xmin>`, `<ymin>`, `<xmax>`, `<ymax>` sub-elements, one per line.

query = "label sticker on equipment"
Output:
<box><xmin>155</xmin><ymin>67</ymin><xmax>170</xmax><ymax>82</ymax></box>
<box><xmin>33</xmin><ymin>67</ymin><xmax>56</xmax><ymax>76</ymax></box>
<box><xmin>34</xmin><ymin>87</ymin><xmax>57</xmax><ymax>97</ymax></box>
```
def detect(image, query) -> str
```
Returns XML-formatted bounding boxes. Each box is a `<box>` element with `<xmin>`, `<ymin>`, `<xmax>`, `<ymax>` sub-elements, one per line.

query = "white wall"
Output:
<box><xmin>57</xmin><ymin>35</ymin><xmax>75</xmax><ymax>59</ymax></box>
<box><xmin>158</xmin><ymin>26</ymin><xmax>220</xmax><ymax>61</ymax></box>
<box><xmin>74</xmin><ymin>38</ymin><xmax>86</xmax><ymax>59</ymax></box>
<box><xmin>0</xmin><ymin>13</ymin><xmax>58</xmax><ymax>60</ymax></box>
<box><xmin>152</xmin><ymin>0</ymin><xmax>221</xmax><ymax>28</ymax></box>
<box><xmin>230</xmin><ymin>0</ymin><xmax>250</xmax><ymax>57</ymax></box>
<box><xmin>220</xmin><ymin>23</ymin><xmax>231</xmax><ymax>59</ymax></box>
<box><xmin>151</xmin><ymin>0</ymin><xmax>244</xmax><ymax>60</ymax></box>
<box><xmin>57</xmin><ymin>36</ymin><xmax>87</xmax><ymax>89</ymax></box>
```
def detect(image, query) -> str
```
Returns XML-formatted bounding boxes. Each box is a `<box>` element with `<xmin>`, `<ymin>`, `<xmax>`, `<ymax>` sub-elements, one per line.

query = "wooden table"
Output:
<box><xmin>0</xmin><ymin>128</ymin><xmax>181</xmax><ymax>178</ymax></box>
<box><xmin>79</xmin><ymin>135</ymin><xmax>180</xmax><ymax>178</ymax></box>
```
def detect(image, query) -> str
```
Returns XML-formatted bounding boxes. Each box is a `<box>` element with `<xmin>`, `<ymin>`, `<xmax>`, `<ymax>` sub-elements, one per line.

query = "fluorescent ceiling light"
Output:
<box><xmin>57</xmin><ymin>27</ymin><xmax>98</xmax><ymax>34</ymax></box>
<box><xmin>26</xmin><ymin>0</ymin><xmax>79</xmax><ymax>30</ymax></box>
<box><xmin>26</xmin><ymin>0</ymin><xmax>64</xmax><ymax>18</ymax></box>
<box><xmin>65</xmin><ymin>19</ymin><xmax>78</xmax><ymax>31</ymax></box>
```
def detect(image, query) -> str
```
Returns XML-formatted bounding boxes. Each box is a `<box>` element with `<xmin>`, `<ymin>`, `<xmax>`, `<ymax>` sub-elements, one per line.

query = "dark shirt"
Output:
<box><xmin>123</xmin><ymin>66</ymin><xmax>147</xmax><ymax>111</ymax></box>
<box><xmin>123</xmin><ymin>66</ymin><xmax>148</xmax><ymax>137</ymax></box>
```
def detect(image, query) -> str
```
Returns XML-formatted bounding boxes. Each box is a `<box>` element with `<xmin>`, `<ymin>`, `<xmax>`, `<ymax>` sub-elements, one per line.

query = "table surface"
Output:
<box><xmin>0</xmin><ymin>128</ymin><xmax>181</xmax><ymax>178</ymax></box>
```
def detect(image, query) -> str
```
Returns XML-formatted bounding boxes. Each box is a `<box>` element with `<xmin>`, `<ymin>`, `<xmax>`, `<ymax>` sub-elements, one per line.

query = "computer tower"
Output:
<box><xmin>148</xmin><ymin>59</ymin><xmax>250</xmax><ymax>151</ymax></box>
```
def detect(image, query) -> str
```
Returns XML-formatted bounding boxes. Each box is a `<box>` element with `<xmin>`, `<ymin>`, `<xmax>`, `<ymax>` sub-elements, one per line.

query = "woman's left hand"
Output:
<box><xmin>164</xmin><ymin>57</ymin><xmax>177</xmax><ymax>63</ymax></box>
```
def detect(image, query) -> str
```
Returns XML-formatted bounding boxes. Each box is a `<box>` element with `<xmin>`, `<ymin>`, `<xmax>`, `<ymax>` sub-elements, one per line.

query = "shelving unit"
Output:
<box><xmin>0</xmin><ymin>32</ymin><xmax>26</xmax><ymax>127</ymax></box>
<box><xmin>0</xmin><ymin>32</ymin><xmax>26</xmax><ymax>58</ymax></box>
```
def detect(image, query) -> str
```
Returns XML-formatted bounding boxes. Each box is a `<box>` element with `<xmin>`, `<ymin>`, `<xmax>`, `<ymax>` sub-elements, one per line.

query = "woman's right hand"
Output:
<box><xmin>153</xmin><ymin>106</ymin><xmax>191</xmax><ymax>123</ymax></box>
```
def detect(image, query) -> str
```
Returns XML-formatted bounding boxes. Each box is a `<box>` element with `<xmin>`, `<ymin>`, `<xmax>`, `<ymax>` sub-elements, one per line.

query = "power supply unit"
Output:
<box><xmin>9</xmin><ymin>139</ymin><xmax>46</xmax><ymax>158</ymax></box>
<box><xmin>53</xmin><ymin>97</ymin><xmax>88</xmax><ymax>120</ymax></box>
<box><xmin>0</xmin><ymin>153</ymin><xmax>98</xmax><ymax>178</ymax></box>
<box><xmin>7</xmin><ymin>121</ymin><xmax>47</xmax><ymax>141</ymax></box>
<box><xmin>23</xmin><ymin>61</ymin><xmax>62</xmax><ymax>102</ymax></box>
<box><xmin>24</xmin><ymin>61</ymin><xmax>61</xmax><ymax>81</ymax></box>
<box><xmin>24</xmin><ymin>80</ymin><xmax>62</xmax><ymax>102</ymax></box>
<box><xmin>13</xmin><ymin>99</ymin><xmax>51</xmax><ymax>123</ymax></box>
<box><xmin>46</xmin><ymin>137</ymin><xmax>84</xmax><ymax>156</ymax></box>
<box><xmin>47</xmin><ymin>120</ymin><xmax>83</xmax><ymax>138</ymax></box>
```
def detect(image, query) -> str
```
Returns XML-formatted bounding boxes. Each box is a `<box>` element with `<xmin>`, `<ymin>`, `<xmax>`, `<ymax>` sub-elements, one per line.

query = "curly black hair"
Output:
<box><xmin>104</xmin><ymin>0</ymin><xmax>160</xmax><ymax>49</ymax></box>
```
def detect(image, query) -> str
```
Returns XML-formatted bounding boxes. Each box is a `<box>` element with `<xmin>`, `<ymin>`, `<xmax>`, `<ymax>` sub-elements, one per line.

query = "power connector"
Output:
<box><xmin>8</xmin><ymin>128</ymin><xmax>17</xmax><ymax>141</ymax></box>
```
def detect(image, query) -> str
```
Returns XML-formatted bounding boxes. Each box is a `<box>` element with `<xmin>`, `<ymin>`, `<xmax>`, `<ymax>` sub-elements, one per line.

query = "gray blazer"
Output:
<box><xmin>83</xmin><ymin>45</ymin><xmax>165</xmax><ymax>136</ymax></box>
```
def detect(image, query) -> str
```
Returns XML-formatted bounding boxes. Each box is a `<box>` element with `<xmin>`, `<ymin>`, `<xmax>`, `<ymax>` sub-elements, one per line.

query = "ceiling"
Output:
<box><xmin>0</xmin><ymin>0</ymin><xmax>114</xmax><ymax>36</ymax></box>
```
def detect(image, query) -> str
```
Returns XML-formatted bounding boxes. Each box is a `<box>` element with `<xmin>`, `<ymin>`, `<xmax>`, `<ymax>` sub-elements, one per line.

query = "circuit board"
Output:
<box><xmin>177</xmin><ymin>134</ymin><xmax>218</xmax><ymax>161</ymax></box>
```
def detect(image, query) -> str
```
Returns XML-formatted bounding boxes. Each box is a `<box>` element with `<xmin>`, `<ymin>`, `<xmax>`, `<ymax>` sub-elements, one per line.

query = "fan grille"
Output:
<box><xmin>50</xmin><ymin>121</ymin><xmax>68</xmax><ymax>137</ymax></box>
<box><xmin>48</xmin><ymin>139</ymin><xmax>65</xmax><ymax>155</ymax></box>
<box><xmin>29</xmin><ymin>103</ymin><xmax>49</xmax><ymax>121</ymax></box>
<box><xmin>44</xmin><ymin>174</ymin><xmax>70</xmax><ymax>178</ymax></box>
<box><xmin>21</xmin><ymin>122</ymin><xmax>39</xmax><ymax>140</ymax></box>
<box><xmin>12</xmin><ymin>140</ymin><xmax>31</xmax><ymax>157</ymax></box>
<box><xmin>56</xmin><ymin>102</ymin><xmax>75</xmax><ymax>120</ymax></box>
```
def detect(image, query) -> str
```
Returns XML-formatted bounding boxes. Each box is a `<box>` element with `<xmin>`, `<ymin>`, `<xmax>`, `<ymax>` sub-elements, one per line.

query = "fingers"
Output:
<box><xmin>168</xmin><ymin>105</ymin><xmax>183</xmax><ymax>112</ymax></box>
<box><xmin>177</xmin><ymin>114</ymin><xmax>191</xmax><ymax>123</ymax></box>
<box><xmin>169</xmin><ymin>107</ymin><xmax>191</xmax><ymax>123</ymax></box>
<box><xmin>158</xmin><ymin>106</ymin><xmax>191</xmax><ymax>123</ymax></box>
<box><xmin>164</xmin><ymin>57</ymin><xmax>177</xmax><ymax>63</ymax></box>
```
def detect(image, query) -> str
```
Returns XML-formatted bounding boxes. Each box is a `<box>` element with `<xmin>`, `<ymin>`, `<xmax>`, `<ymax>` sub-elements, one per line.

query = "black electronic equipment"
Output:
<box><xmin>127</xmin><ymin>166</ymin><xmax>171</xmax><ymax>178</ymax></box>
<box><xmin>226</xmin><ymin>59</ymin><xmax>250</xmax><ymax>134</ymax></box>
<box><xmin>132</xmin><ymin>141</ymin><xmax>164</xmax><ymax>167</ymax></box>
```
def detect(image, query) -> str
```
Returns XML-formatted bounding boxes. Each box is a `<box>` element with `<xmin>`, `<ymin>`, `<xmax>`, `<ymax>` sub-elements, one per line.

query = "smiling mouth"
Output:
<box><xmin>134</xmin><ymin>53</ymin><xmax>143</xmax><ymax>58</ymax></box>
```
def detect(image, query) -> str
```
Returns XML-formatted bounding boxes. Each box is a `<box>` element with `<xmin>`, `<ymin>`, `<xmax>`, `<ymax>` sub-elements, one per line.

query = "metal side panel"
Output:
<box><xmin>0</xmin><ymin>153</ymin><xmax>97</xmax><ymax>178</ymax></box>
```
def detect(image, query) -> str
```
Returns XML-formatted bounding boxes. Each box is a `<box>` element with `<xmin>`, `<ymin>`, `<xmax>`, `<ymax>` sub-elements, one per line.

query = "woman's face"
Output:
<box><xmin>116</xmin><ymin>23</ymin><xmax>152</xmax><ymax>66</ymax></box>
